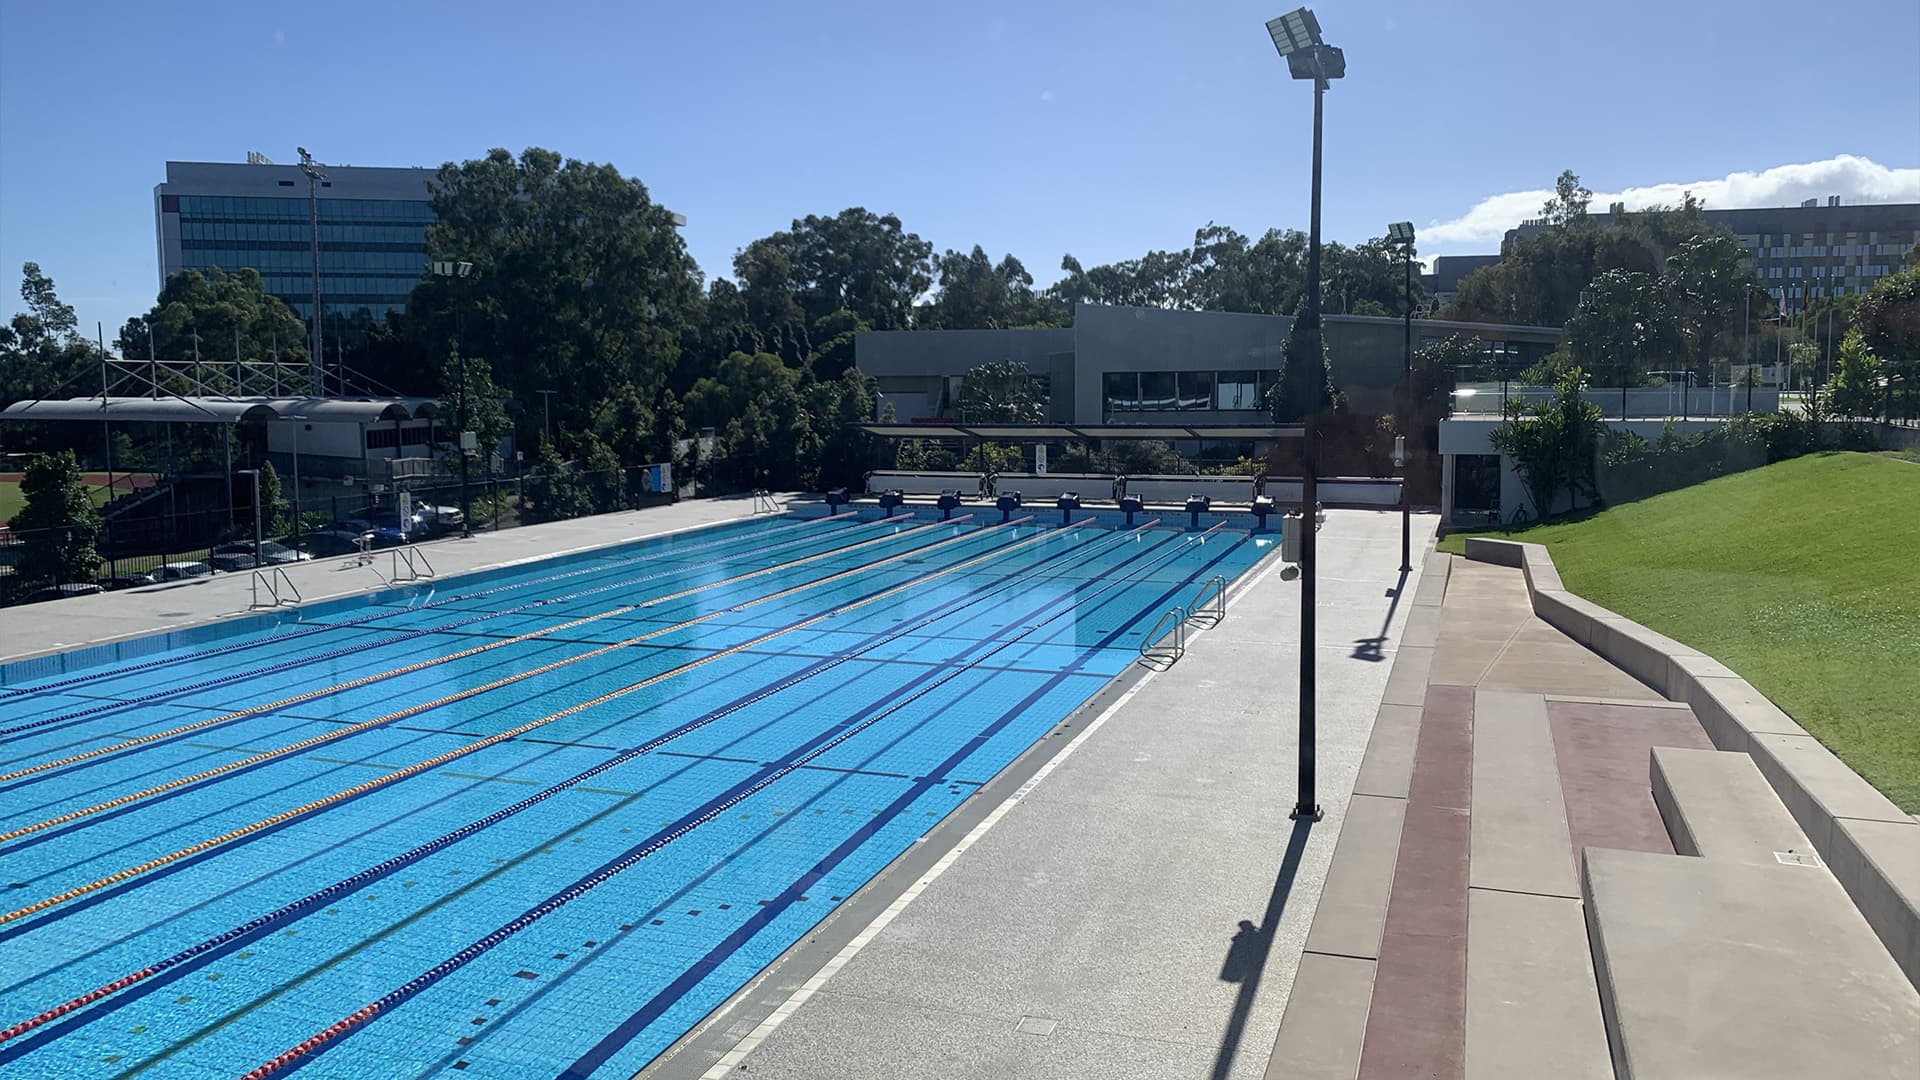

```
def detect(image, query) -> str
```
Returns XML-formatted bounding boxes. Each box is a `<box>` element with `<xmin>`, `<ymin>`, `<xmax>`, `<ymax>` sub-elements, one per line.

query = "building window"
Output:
<box><xmin>1138</xmin><ymin>371</ymin><xmax>1176</xmax><ymax>411</ymax></box>
<box><xmin>1789</xmin><ymin>266</ymin><xmax>1803</xmax><ymax>278</ymax></box>
<box><xmin>1104</xmin><ymin>372</ymin><xmax>1140</xmax><ymax>413</ymax></box>
<box><xmin>365</xmin><ymin>427</ymin><xmax>400</xmax><ymax>450</ymax></box>
<box><xmin>1216</xmin><ymin>370</ymin><xmax>1261</xmax><ymax>410</ymax></box>
<box><xmin>1176</xmin><ymin>371</ymin><xmax>1213</xmax><ymax>410</ymax></box>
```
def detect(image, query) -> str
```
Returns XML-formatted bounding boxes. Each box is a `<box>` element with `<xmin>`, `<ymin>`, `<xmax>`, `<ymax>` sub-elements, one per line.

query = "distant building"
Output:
<box><xmin>857</xmin><ymin>303</ymin><xmax>1561</xmax><ymax>431</ymax></box>
<box><xmin>154</xmin><ymin>159</ymin><xmax>436</xmax><ymax>332</ymax></box>
<box><xmin>1419</xmin><ymin>254</ymin><xmax>1502</xmax><ymax>307</ymax></box>
<box><xmin>1505</xmin><ymin>197</ymin><xmax>1919</xmax><ymax>306</ymax></box>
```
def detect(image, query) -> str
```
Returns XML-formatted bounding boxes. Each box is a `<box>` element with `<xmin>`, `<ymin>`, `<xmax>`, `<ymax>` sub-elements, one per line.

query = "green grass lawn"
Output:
<box><xmin>0</xmin><ymin>475</ymin><xmax>124</xmax><ymax>526</ymax></box>
<box><xmin>1439</xmin><ymin>452</ymin><xmax>1920</xmax><ymax>810</ymax></box>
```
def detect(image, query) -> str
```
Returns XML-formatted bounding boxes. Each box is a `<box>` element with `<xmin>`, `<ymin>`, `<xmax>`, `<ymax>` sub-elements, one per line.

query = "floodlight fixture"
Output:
<box><xmin>1388</xmin><ymin>221</ymin><xmax>1416</xmax><ymax>246</ymax></box>
<box><xmin>1265</xmin><ymin>8</ymin><xmax>1321</xmax><ymax>56</ymax></box>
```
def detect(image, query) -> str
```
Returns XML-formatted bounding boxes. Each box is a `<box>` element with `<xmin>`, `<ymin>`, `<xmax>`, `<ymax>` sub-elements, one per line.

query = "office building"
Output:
<box><xmin>1506</xmin><ymin>197</ymin><xmax>1918</xmax><ymax>306</ymax></box>
<box><xmin>1419</xmin><ymin>253</ymin><xmax>1502</xmax><ymax>308</ymax></box>
<box><xmin>857</xmin><ymin>302</ymin><xmax>1561</xmax><ymax>430</ymax></box>
<box><xmin>154</xmin><ymin>158</ymin><xmax>436</xmax><ymax>332</ymax></box>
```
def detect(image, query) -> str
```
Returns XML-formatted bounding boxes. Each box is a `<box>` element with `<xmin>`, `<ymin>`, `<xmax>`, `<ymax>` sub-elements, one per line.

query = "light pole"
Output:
<box><xmin>430</xmin><ymin>260</ymin><xmax>478</xmax><ymax>537</ymax></box>
<box><xmin>537</xmin><ymin>389</ymin><xmax>558</xmax><ymax>449</ymax></box>
<box><xmin>1267</xmin><ymin>6</ymin><xmax>1343</xmax><ymax>824</ymax></box>
<box><xmin>297</xmin><ymin>147</ymin><xmax>327</xmax><ymax>396</ymax></box>
<box><xmin>287</xmin><ymin>414</ymin><xmax>306</xmax><ymax>550</ymax></box>
<box><xmin>1388</xmin><ymin>221</ymin><xmax>1415</xmax><ymax>574</ymax></box>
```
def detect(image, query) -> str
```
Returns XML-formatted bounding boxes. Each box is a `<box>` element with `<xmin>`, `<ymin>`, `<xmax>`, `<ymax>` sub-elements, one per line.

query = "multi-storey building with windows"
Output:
<box><xmin>1507</xmin><ymin>197</ymin><xmax>1918</xmax><ymax>306</ymax></box>
<box><xmin>153</xmin><ymin>159</ymin><xmax>435</xmax><ymax>332</ymax></box>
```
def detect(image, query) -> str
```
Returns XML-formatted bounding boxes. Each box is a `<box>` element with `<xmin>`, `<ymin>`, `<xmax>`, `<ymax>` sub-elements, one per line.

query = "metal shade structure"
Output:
<box><xmin>0</xmin><ymin>396</ymin><xmax>440</xmax><ymax>425</ymax></box>
<box><xmin>855</xmin><ymin>423</ymin><xmax>1304</xmax><ymax>441</ymax></box>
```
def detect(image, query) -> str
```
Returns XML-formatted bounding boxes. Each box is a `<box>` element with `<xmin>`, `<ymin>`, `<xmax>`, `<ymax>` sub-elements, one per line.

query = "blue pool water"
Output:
<box><xmin>0</xmin><ymin>509</ymin><xmax>1275</xmax><ymax>1078</ymax></box>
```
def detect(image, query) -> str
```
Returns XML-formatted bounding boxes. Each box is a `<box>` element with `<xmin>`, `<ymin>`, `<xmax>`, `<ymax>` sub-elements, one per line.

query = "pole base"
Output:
<box><xmin>1290</xmin><ymin>803</ymin><xmax>1324</xmax><ymax>822</ymax></box>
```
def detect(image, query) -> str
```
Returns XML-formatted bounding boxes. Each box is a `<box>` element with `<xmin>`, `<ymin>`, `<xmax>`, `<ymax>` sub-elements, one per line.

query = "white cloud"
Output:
<box><xmin>1040</xmin><ymin>89</ymin><xmax>1055</xmax><ymax>104</ymax></box>
<box><xmin>1421</xmin><ymin>154</ymin><xmax>1920</xmax><ymax>252</ymax></box>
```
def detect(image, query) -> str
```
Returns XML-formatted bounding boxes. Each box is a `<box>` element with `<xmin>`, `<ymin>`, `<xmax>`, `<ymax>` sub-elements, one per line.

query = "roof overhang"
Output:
<box><xmin>0</xmin><ymin>396</ymin><xmax>440</xmax><ymax>425</ymax></box>
<box><xmin>856</xmin><ymin>422</ymin><xmax>1305</xmax><ymax>440</ymax></box>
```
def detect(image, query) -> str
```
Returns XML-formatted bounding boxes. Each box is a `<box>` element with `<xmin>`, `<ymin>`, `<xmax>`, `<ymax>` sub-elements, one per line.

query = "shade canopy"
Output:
<box><xmin>856</xmin><ymin>422</ymin><xmax>1304</xmax><ymax>441</ymax></box>
<box><xmin>0</xmin><ymin>396</ymin><xmax>441</xmax><ymax>425</ymax></box>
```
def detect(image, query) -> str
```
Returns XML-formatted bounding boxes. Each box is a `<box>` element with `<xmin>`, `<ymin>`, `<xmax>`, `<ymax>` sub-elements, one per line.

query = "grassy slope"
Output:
<box><xmin>1440</xmin><ymin>453</ymin><xmax>1920</xmax><ymax>810</ymax></box>
<box><xmin>0</xmin><ymin>478</ymin><xmax>118</xmax><ymax>526</ymax></box>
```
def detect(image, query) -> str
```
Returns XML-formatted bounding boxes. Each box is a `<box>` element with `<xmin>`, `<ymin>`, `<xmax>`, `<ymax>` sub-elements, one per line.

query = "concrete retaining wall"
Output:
<box><xmin>1465</xmin><ymin>536</ymin><xmax>1920</xmax><ymax>992</ymax></box>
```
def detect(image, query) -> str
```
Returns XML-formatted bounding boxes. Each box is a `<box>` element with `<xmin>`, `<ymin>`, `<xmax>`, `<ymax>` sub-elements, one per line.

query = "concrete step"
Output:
<box><xmin>1464</xmin><ymin>888</ymin><xmax>1610</xmax><ymax>1080</ymax></box>
<box><xmin>1650</xmin><ymin>746</ymin><xmax>1816</xmax><ymax>864</ymax></box>
<box><xmin>1583</xmin><ymin>847</ymin><xmax>1920</xmax><ymax>1079</ymax></box>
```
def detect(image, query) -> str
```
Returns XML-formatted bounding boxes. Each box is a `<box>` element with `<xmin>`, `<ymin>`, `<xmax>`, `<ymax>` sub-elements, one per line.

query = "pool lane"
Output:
<box><xmin>0</xmin><ymin>515</ymin><xmax>1275</xmax><ymax>1079</ymax></box>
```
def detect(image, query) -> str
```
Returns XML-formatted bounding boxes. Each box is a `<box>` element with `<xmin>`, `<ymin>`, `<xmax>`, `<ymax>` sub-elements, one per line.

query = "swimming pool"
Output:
<box><xmin>0</xmin><ymin>508</ymin><xmax>1276</xmax><ymax>1078</ymax></box>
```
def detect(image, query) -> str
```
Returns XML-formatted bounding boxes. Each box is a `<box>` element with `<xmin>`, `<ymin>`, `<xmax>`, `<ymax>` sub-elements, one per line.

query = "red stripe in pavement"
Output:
<box><xmin>1547</xmin><ymin>699</ymin><xmax>1713</xmax><ymax>860</ymax></box>
<box><xmin>1357</xmin><ymin>683</ymin><xmax>1474</xmax><ymax>1080</ymax></box>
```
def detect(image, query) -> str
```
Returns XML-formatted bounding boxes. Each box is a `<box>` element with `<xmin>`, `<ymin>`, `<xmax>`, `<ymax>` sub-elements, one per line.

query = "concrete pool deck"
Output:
<box><xmin>647</xmin><ymin>507</ymin><xmax>1436</xmax><ymax>1080</ymax></box>
<box><xmin>0</xmin><ymin>494</ymin><xmax>777</xmax><ymax>667</ymax></box>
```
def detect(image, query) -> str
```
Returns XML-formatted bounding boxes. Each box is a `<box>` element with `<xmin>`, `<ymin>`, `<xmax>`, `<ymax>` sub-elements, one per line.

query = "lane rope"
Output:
<box><xmin>0</xmin><ymin>517</ymin><xmax>974</xmax><ymax>840</ymax></box>
<box><xmin>0</xmin><ymin>511</ymin><xmax>860</xmax><ymax>706</ymax></box>
<box><xmin>0</xmin><ymin>515</ymin><xmax>1045</xmax><ymax>926</ymax></box>
<box><xmin>235</xmin><ymin>523</ymin><xmax>1222</xmax><ymax>1079</ymax></box>
<box><xmin>0</xmin><ymin>520</ymin><xmax>1155</xmax><ymax>1051</ymax></box>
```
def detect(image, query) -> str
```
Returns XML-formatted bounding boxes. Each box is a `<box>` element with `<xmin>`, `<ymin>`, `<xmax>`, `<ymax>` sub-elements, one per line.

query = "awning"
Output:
<box><xmin>856</xmin><ymin>422</ymin><xmax>1305</xmax><ymax>440</ymax></box>
<box><xmin>0</xmin><ymin>395</ymin><xmax>441</xmax><ymax>425</ymax></box>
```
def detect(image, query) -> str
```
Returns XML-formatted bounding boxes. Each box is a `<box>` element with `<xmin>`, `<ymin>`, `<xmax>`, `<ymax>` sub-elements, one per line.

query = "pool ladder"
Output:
<box><xmin>1138</xmin><ymin>576</ymin><xmax>1230</xmax><ymax>666</ymax></box>
<box><xmin>752</xmin><ymin>489</ymin><xmax>782</xmax><ymax>514</ymax></box>
<box><xmin>250</xmin><ymin>566</ymin><xmax>302</xmax><ymax>609</ymax></box>
<box><xmin>389</xmin><ymin>546</ymin><xmax>436</xmax><ymax>583</ymax></box>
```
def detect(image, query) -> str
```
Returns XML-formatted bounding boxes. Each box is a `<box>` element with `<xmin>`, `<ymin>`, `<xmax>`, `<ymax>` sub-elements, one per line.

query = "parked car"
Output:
<box><xmin>102</xmin><ymin>572</ymin><xmax>158</xmax><ymax>590</ymax></box>
<box><xmin>212</xmin><ymin>540</ymin><xmax>311</xmax><ymax>565</ymax></box>
<box><xmin>369</xmin><ymin>524</ymin><xmax>416</xmax><ymax>549</ymax></box>
<box><xmin>297</xmin><ymin>529</ymin><xmax>372</xmax><ymax>557</ymax></box>
<box><xmin>417</xmin><ymin>504</ymin><xmax>465</xmax><ymax>532</ymax></box>
<box><xmin>23</xmin><ymin>583</ymin><xmax>104</xmax><ymax>603</ymax></box>
<box><xmin>153</xmin><ymin>561</ymin><xmax>212</xmax><ymax>581</ymax></box>
<box><xmin>208</xmin><ymin>552</ymin><xmax>256</xmax><ymax>573</ymax></box>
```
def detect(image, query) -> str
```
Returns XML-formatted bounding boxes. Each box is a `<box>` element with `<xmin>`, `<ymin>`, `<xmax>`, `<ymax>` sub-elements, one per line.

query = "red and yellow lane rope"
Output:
<box><xmin>0</xmin><ymin>514</ymin><xmax>1070</xmax><ymax>926</ymax></box>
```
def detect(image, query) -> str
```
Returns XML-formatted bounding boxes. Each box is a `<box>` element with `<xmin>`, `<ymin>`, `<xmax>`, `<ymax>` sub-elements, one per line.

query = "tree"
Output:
<box><xmin>440</xmin><ymin>350</ymin><xmax>513</xmax><ymax>469</ymax></box>
<box><xmin>1564</xmin><ymin>270</ymin><xmax>1684</xmax><ymax>386</ymax></box>
<box><xmin>1787</xmin><ymin>342</ymin><xmax>1821</xmax><ymax>390</ymax></box>
<box><xmin>1489</xmin><ymin>369</ymin><xmax>1606</xmax><ymax>519</ymax></box>
<box><xmin>1</xmin><ymin>262</ymin><xmax>102</xmax><ymax>407</ymax></box>
<box><xmin>924</xmin><ymin>247</ymin><xmax>1060</xmax><ymax>329</ymax></box>
<box><xmin>116</xmin><ymin>267</ymin><xmax>310</xmax><ymax>390</ymax></box>
<box><xmin>1856</xmin><ymin>268</ymin><xmax>1920</xmax><ymax>417</ymax></box>
<box><xmin>522</xmin><ymin>442</ymin><xmax>593</xmax><ymax>523</ymax></box>
<box><xmin>733</xmin><ymin>208</ymin><xmax>933</xmax><ymax>364</ymax></box>
<box><xmin>1827</xmin><ymin>330</ymin><xmax>1883</xmax><ymax>418</ymax></box>
<box><xmin>954</xmin><ymin>359</ymin><xmax>1045</xmax><ymax>424</ymax></box>
<box><xmin>408</xmin><ymin>148</ymin><xmax>702</xmax><ymax>436</ymax></box>
<box><xmin>809</xmin><ymin>370</ymin><xmax>879</xmax><ymax>490</ymax></box>
<box><xmin>1539</xmin><ymin>169</ymin><xmax>1593</xmax><ymax>228</ymax></box>
<box><xmin>1269</xmin><ymin>315</ymin><xmax>1334</xmax><ymax>423</ymax></box>
<box><xmin>1666</xmin><ymin>234</ymin><xmax>1751</xmax><ymax>379</ymax></box>
<box><xmin>255</xmin><ymin>460</ymin><xmax>289</xmax><ymax>538</ymax></box>
<box><xmin>12</xmin><ymin>450</ymin><xmax>101</xmax><ymax>586</ymax></box>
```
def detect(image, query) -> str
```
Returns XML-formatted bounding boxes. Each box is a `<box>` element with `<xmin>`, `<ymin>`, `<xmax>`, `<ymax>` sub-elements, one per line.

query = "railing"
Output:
<box><xmin>250</xmin><ymin>566</ymin><xmax>302</xmax><ymax>609</ymax></box>
<box><xmin>1140</xmin><ymin>606</ymin><xmax>1188</xmax><ymax>665</ymax></box>
<box><xmin>1189</xmin><ymin>575</ymin><xmax>1228</xmax><ymax>625</ymax></box>
<box><xmin>752</xmin><ymin>490</ymin><xmax>782</xmax><ymax>514</ymax></box>
<box><xmin>389</xmin><ymin>546</ymin><xmax>436</xmax><ymax>583</ymax></box>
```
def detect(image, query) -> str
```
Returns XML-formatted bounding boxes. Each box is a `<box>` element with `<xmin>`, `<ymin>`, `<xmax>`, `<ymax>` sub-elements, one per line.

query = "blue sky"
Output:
<box><xmin>3</xmin><ymin>0</ymin><xmax>1917</xmax><ymax>338</ymax></box>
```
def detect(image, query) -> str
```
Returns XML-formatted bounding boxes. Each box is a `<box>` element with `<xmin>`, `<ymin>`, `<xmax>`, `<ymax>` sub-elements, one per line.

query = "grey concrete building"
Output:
<box><xmin>154</xmin><ymin>159</ymin><xmax>436</xmax><ymax>329</ymax></box>
<box><xmin>1419</xmin><ymin>254</ymin><xmax>1502</xmax><ymax>307</ymax></box>
<box><xmin>858</xmin><ymin>303</ymin><xmax>1562</xmax><ymax>430</ymax></box>
<box><xmin>1507</xmin><ymin>198</ymin><xmax>1919</xmax><ymax>306</ymax></box>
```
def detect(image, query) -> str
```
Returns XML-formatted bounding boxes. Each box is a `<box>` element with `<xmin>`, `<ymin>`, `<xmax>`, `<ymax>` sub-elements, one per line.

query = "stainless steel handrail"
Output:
<box><xmin>1140</xmin><ymin>605</ymin><xmax>1188</xmax><ymax>664</ymax></box>
<box><xmin>250</xmin><ymin>566</ymin><xmax>303</xmax><ymax>608</ymax></box>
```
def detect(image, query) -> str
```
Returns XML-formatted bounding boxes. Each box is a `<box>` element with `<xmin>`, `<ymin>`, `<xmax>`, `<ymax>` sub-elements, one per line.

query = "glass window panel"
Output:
<box><xmin>1177</xmin><ymin>370</ymin><xmax>1214</xmax><ymax>410</ymax></box>
<box><xmin>1216</xmin><ymin>370</ymin><xmax>1260</xmax><ymax>410</ymax></box>
<box><xmin>1103</xmin><ymin>372</ymin><xmax>1139</xmax><ymax>413</ymax></box>
<box><xmin>1138</xmin><ymin>371</ymin><xmax>1176</xmax><ymax>411</ymax></box>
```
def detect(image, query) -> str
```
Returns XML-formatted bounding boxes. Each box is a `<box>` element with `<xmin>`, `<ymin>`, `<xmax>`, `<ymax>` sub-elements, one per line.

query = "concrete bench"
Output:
<box><xmin>1121</xmin><ymin>474</ymin><xmax>1257</xmax><ymax>506</ymax></box>
<box><xmin>992</xmin><ymin>473</ymin><xmax>1119</xmax><ymax>502</ymax></box>
<box><xmin>1650</xmin><ymin>746</ymin><xmax>1815</xmax><ymax>864</ymax></box>
<box><xmin>1584</xmin><ymin>847</ymin><xmax>1920</xmax><ymax>1079</ymax></box>
<box><xmin>863</xmin><ymin>471</ymin><xmax>984</xmax><ymax>498</ymax></box>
